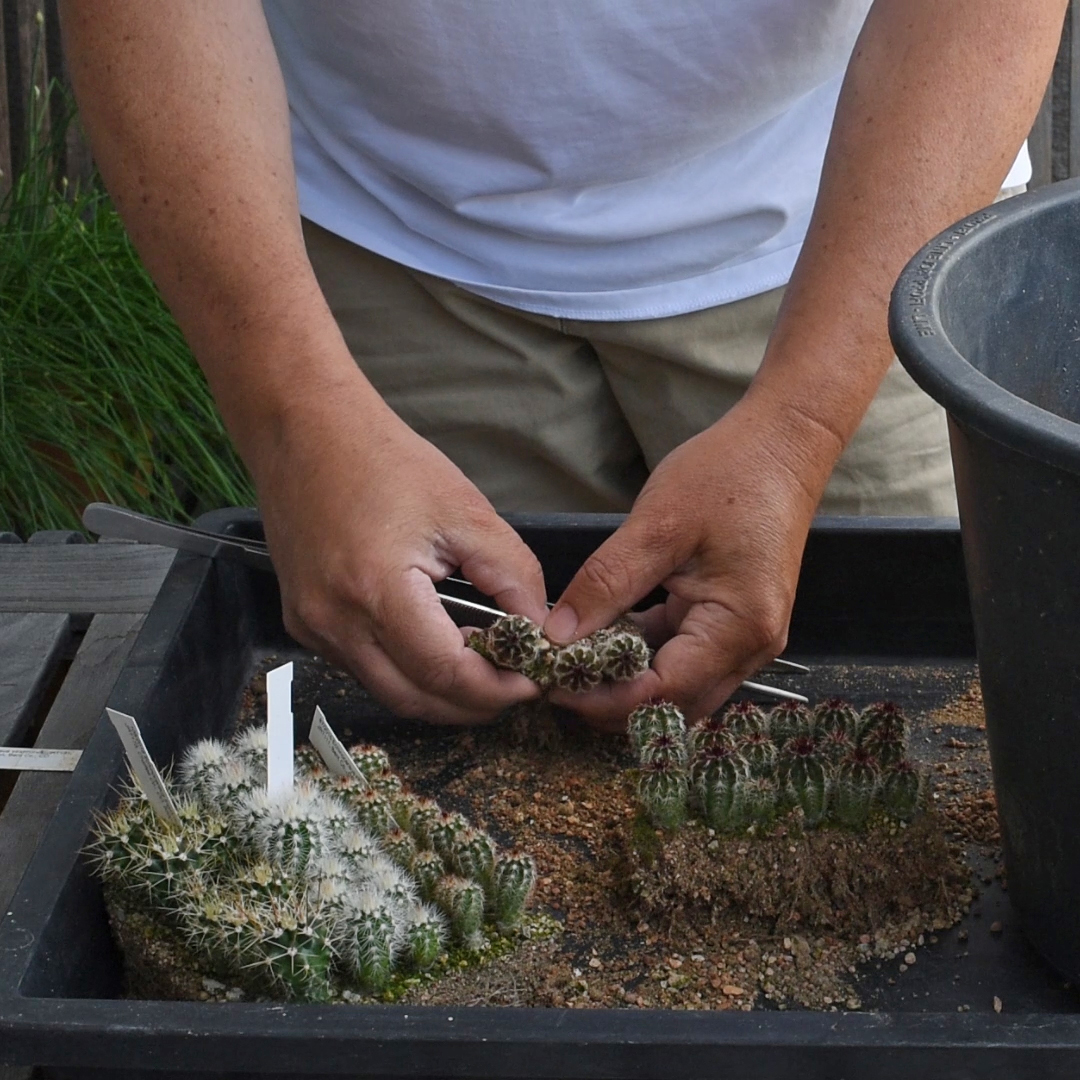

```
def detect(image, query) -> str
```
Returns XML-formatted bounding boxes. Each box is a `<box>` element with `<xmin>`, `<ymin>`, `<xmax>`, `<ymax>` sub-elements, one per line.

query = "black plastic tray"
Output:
<box><xmin>2</xmin><ymin>511</ymin><xmax>1079</xmax><ymax>1079</ymax></box>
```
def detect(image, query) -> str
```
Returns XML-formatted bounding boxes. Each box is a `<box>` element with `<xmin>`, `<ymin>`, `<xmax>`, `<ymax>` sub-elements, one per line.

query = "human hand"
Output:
<box><xmin>542</xmin><ymin>397</ymin><xmax>826</xmax><ymax>730</ymax></box>
<box><xmin>253</xmin><ymin>377</ymin><xmax>548</xmax><ymax>724</ymax></box>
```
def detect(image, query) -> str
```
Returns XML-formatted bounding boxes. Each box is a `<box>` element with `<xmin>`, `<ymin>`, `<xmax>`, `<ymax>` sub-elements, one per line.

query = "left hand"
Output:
<box><xmin>542</xmin><ymin>395</ymin><xmax>827</xmax><ymax>730</ymax></box>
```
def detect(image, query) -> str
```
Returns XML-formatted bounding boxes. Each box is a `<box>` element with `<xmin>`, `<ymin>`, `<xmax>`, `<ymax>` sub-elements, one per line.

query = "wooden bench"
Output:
<box><xmin>0</xmin><ymin>532</ymin><xmax>175</xmax><ymax>1080</ymax></box>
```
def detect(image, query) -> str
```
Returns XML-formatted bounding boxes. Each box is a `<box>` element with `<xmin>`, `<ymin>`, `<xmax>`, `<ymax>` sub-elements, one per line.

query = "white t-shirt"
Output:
<box><xmin>264</xmin><ymin>1</ymin><xmax>1031</xmax><ymax>321</ymax></box>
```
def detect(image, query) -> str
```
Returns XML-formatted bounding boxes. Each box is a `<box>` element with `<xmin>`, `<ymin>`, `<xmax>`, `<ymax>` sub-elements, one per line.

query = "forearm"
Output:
<box><xmin>744</xmin><ymin>0</ymin><xmax>1066</xmax><ymax>500</ymax></box>
<box><xmin>58</xmin><ymin>0</ymin><xmax>384</xmax><ymax>471</ymax></box>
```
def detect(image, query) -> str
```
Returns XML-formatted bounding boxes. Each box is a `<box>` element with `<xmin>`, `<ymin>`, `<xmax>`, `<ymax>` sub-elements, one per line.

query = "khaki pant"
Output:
<box><xmin>303</xmin><ymin>219</ymin><xmax>958</xmax><ymax>516</ymax></box>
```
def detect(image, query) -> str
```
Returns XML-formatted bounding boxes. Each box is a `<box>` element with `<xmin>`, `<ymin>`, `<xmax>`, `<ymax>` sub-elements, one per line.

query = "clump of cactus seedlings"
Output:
<box><xmin>86</xmin><ymin>723</ymin><xmax>537</xmax><ymax>1003</ymax></box>
<box><xmin>468</xmin><ymin>613</ymin><xmax>650</xmax><ymax>692</ymax></box>
<box><xmin>630</xmin><ymin>698</ymin><xmax>926</xmax><ymax>834</ymax></box>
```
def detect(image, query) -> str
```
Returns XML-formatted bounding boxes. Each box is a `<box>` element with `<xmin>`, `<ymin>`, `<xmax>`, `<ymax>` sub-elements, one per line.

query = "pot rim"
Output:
<box><xmin>889</xmin><ymin>176</ymin><xmax>1080</xmax><ymax>475</ymax></box>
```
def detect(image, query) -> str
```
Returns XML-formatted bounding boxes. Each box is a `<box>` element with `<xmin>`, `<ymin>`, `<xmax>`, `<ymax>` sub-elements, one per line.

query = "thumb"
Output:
<box><xmin>544</xmin><ymin>515</ymin><xmax>687</xmax><ymax>644</ymax></box>
<box><xmin>455</xmin><ymin>515</ymin><xmax>549</xmax><ymax>624</ymax></box>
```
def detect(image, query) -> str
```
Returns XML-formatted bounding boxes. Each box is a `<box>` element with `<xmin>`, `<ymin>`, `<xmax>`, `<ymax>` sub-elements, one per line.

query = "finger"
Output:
<box><xmin>373</xmin><ymin>566</ymin><xmax>542</xmax><ymax>713</ymax></box>
<box><xmin>453</xmin><ymin>517</ymin><xmax>549</xmax><ymax>624</ymax></box>
<box><xmin>647</xmin><ymin>602</ymin><xmax>775</xmax><ymax>719</ymax></box>
<box><xmin>350</xmin><ymin>640</ymin><xmax>527</xmax><ymax>725</ymax></box>
<box><xmin>544</xmin><ymin>512</ymin><xmax>693</xmax><ymax>645</ymax></box>
<box><xmin>285</xmin><ymin>603</ymin><xmax>532</xmax><ymax>723</ymax></box>
<box><xmin>548</xmin><ymin>669</ymin><xmax>663</xmax><ymax>732</ymax></box>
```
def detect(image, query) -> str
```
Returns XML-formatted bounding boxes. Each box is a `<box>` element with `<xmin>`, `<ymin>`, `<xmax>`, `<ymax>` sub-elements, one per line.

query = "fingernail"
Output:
<box><xmin>544</xmin><ymin>604</ymin><xmax>579</xmax><ymax>644</ymax></box>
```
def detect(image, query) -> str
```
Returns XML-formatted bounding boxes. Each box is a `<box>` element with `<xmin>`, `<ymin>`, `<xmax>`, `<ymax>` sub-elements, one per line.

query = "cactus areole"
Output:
<box><xmin>630</xmin><ymin>699</ymin><xmax>927</xmax><ymax>834</ymax></box>
<box><xmin>87</xmin><ymin>726</ymin><xmax>537</xmax><ymax>1003</ymax></box>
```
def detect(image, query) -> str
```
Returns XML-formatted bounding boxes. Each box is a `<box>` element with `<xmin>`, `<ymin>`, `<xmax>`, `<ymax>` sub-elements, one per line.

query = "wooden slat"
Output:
<box><xmin>0</xmin><ymin>611</ymin><xmax>145</xmax><ymax>914</ymax></box>
<box><xmin>0</xmin><ymin>545</ymin><xmax>175</xmax><ymax>613</ymax></box>
<box><xmin>0</xmin><ymin>613</ymin><xmax>73</xmax><ymax>746</ymax></box>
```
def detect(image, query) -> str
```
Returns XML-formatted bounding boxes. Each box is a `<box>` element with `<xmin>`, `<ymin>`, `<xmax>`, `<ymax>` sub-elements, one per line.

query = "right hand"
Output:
<box><xmin>252</xmin><ymin>375</ymin><xmax>548</xmax><ymax>724</ymax></box>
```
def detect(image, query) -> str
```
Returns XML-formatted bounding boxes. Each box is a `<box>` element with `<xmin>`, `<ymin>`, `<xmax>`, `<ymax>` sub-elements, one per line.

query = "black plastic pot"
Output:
<box><xmin>891</xmin><ymin>177</ymin><xmax>1080</xmax><ymax>985</ymax></box>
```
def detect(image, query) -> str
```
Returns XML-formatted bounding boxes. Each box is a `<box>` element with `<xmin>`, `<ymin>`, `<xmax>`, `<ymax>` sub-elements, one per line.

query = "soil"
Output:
<box><xmin>109</xmin><ymin>655</ymin><xmax>1005</xmax><ymax>1013</ymax></box>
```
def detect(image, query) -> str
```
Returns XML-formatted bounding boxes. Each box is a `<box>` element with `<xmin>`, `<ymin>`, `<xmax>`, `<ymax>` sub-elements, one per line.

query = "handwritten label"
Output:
<box><xmin>265</xmin><ymin>662</ymin><xmax>295</xmax><ymax>797</ymax></box>
<box><xmin>309</xmin><ymin>706</ymin><xmax>368</xmax><ymax>785</ymax></box>
<box><xmin>106</xmin><ymin>708</ymin><xmax>181</xmax><ymax>824</ymax></box>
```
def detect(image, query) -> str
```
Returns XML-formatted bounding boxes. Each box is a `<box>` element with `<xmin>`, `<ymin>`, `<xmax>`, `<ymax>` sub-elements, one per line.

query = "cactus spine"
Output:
<box><xmin>468</xmin><ymin>612</ymin><xmax>649</xmax><ymax>691</ymax></box>
<box><xmin>88</xmin><ymin>722</ymin><xmax>537</xmax><ymax>1003</ymax></box>
<box><xmin>630</xmin><ymin>698</ymin><xmax>928</xmax><ymax>837</ymax></box>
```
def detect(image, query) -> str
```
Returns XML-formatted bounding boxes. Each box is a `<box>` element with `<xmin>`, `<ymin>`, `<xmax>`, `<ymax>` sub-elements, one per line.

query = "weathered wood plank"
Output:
<box><xmin>0</xmin><ymin>611</ymin><xmax>144</xmax><ymax>914</ymax></box>
<box><xmin>0</xmin><ymin>612</ymin><xmax>73</xmax><ymax>746</ymax></box>
<box><xmin>0</xmin><ymin>545</ymin><xmax>176</xmax><ymax>613</ymax></box>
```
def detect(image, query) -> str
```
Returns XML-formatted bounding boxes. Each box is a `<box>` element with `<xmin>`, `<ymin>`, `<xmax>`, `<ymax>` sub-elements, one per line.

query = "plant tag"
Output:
<box><xmin>265</xmin><ymin>662</ymin><xmax>294</xmax><ymax>797</ymax></box>
<box><xmin>106</xmin><ymin>708</ymin><xmax>181</xmax><ymax>824</ymax></box>
<box><xmin>0</xmin><ymin>748</ymin><xmax>82</xmax><ymax>772</ymax></box>
<box><xmin>308</xmin><ymin>706</ymin><xmax>368</xmax><ymax>786</ymax></box>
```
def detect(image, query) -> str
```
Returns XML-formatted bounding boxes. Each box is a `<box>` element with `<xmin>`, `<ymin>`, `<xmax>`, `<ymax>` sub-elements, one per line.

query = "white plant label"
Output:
<box><xmin>265</xmin><ymin>662</ymin><xmax>295</xmax><ymax>797</ymax></box>
<box><xmin>308</xmin><ymin>706</ymin><xmax>368</xmax><ymax>786</ymax></box>
<box><xmin>106</xmin><ymin>708</ymin><xmax>181</xmax><ymax>824</ymax></box>
<box><xmin>0</xmin><ymin>748</ymin><xmax>82</xmax><ymax>773</ymax></box>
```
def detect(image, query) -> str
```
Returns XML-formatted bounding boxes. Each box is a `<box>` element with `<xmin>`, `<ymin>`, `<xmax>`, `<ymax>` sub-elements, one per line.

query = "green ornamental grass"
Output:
<box><xmin>0</xmin><ymin>89</ymin><xmax>253</xmax><ymax>537</ymax></box>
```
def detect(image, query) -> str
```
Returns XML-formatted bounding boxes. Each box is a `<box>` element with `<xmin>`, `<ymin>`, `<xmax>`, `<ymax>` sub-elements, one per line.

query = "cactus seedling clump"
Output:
<box><xmin>630</xmin><ymin>698</ymin><xmax>928</xmax><ymax>835</ymax></box>
<box><xmin>87</xmin><ymin>722</ymin><xmax>537</xmax><ymax>1003</ymax></box>
<box><xmin>468</xmin><ymin>613</ymin><xmax>650</xmax><ymax>692</ymax></box>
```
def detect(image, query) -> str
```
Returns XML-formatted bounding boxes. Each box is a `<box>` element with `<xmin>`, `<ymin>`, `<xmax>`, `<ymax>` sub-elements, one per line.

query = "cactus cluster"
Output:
<box><xmin>468</xmin><ymin>613</ymin><xmax>650</xmax><ymax>692</ymax></box>
<box><xmin>631</xmin><ymin>697</ymin><xmax>926</xmax><ymax>834</ymax></box>
<box><xmin>87</xmin><ymin>727</ymin><xmax>537</xmax><ymax>1003</ymax></box>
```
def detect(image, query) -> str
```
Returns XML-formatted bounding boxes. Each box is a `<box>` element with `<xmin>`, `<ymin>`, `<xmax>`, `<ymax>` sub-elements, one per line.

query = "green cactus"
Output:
<box><xmin>352</xmin><ymin>788</ymin><xmax>397</xmax><ymax>838</ymax></box>
<box><xmin>628</xmin><ymin>701</ymin><xmax>687</xmax><ymax>756</ymax></box>
<box><xmin>817</xmin><ymin>723</ymin><xmax>856</xmax><ymax>766</ymax></box>
<box><xmin>597</xmin><ymin>622</ymin><xmax>651</xmax><ymax>682</ymax></box>
<box><xmin>780</xmin><ymin>735</ymin><xmax>830</xmax><ymax>827</ymax></box>
<box><xmin>242</xmin><ymin>892</ymin><xmax>336</xmax><ymax>1002</ymax></box>
<box><xmin>880</xmin><ymin>759</ymin><xmax>925</xmax><ymax>822</ymax></box>
<box><xmin>230</xmin><ymin>726</ymin><xmax>269</xmax><ymax>776</ymax></box>
<box><xmin>639</xmin><ymin>729</ymin><xmax>689</xmax><ymax>770</ymax></box>
<box><xmin>234</xmin><ymin>860</ymin><xmax>290</xmax><ymax>904</ymax></box>
<box><xmin>723</xmin><ymin>701</ymin><xmax>770</xmax><ymax>737</ymax></box>
<box><xmin>813</xmin><ymin>698</ymin><xmax>859</xmax><ymax>740</ymax></box>
<box><xmin>741</xmin><ymin>775</ymin><xmax>780</xmax><ymax>830</ymax></box>
<box><xmin>435</xmin><ymin>876</ymin><xmax>487</xmax><ymax>951</ymax></box>
<box><xmin>550</xmin><ymin>640</ymin><xmax>605</xmax><ymax>693</ymax></box>
<box><xmin>348</xmin><ymin>743</ymin><xmax>392</xmax><ymax>780</ymax></box>
<box><xmin>89</xmin><ymin>723</ymin><xmax>542</xmax><ymax>1003</ymax></box>
<box><xmin>178</xmin><ymin>738</ymin><xmax>232</xmax><ymax>804</ymax></box>
<box><xmin>491</xmin><ymin>851</ymin><xmax>537</xmax><ymax>932</ymax></box>
<box><xmin>250</xmin><ymin>784</ymin><xmax>343</xmax><ymax>875</ymax></box>
<box><xmin>431</xmin><ymin>811</ymin><xmax>472</xmax><ymax>867</ymax></box>
<box><xmin>411</xmin><ymin>849</ymin><xmax>446</xmax><ymax>902</ymax></box>
<box><xmin>382</xmin><ymin>827</ymin><xmax>418</xmax><ymax>871</ymax></box>
<box><xmin>404</xmin><ymin>902</ymin><xmax>447</xmax><ymax>969</ymax></box>
<box><xmin>404</xmin><ymin>797</ymin><xmax>442</xmax><ymax>850</ymax></box>
<box><xmin>858</xmin><ymin>702</ymin><xmax>909</xmax><ymax>767</ymax></box>
<box><xmin>450</xmin><ymin>827</ymin><xmax>499</xmax><ymax>895</ymax></box>
<box><xmin>637</xmin><ymin>757</ymin><xmax>689</xmax><ymax>830</ymax></box>
<box><xmin>206</xmin><ymin>759</ymin><xmax>260</xmax><ymax>811</ymax></box>
<box><xmin>769</xmin><ymin>701</ymin><xmax>814</xmax><ymax>747</ymax></box>
<box><xmin>487</xmin><ymin>613</ymin><xmax>549</xmax><ymax>670</ymax></box>
<box><xmin>831</xmin><ymin>747</ymin><xmax>882</xmax><ymax>829</ymax></box>
<box><xmin>337</xmin><ymin>889</ymin><xmax>399</xmax><ymax>992</ymax></box>
<box><xmin>735</xmin><ymin>730</ymin><xmax>778</xmax><ymax>778</ymax></box>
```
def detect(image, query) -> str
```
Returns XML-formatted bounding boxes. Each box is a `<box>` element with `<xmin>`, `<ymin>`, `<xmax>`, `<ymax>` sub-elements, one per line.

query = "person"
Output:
<box><xmin>59</xmin><ymin>1</ymin><xmax>1064</xmax><ymax>730</ymax></box>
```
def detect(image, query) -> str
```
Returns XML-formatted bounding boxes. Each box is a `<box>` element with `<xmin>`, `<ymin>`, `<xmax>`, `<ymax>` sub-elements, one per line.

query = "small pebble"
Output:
<box><xmin>990</xmin><ymin>921</ymin><xmax>1003</xmax><ymax>935</ymax></box>
<box><xmin>993</xmin><ymin>996</ymin><xmax>1003</xmax><ymax>1014</ymax></box>
<box><xmin>904</xmin><ymin>952</ymin><xmax>917</xmax><ymax>966</ymax></box>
